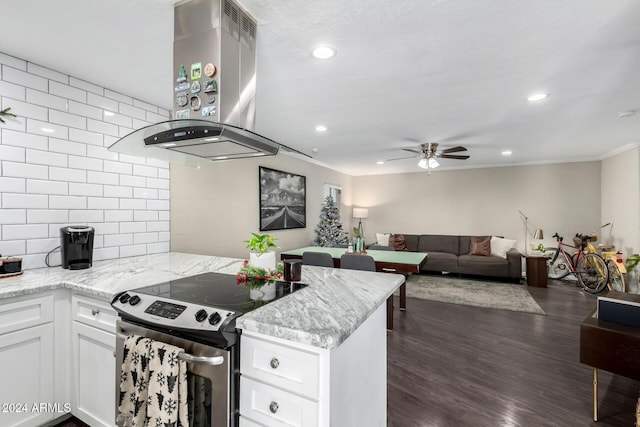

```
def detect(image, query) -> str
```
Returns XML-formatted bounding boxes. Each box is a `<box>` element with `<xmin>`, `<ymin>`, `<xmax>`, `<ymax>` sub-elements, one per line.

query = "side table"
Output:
<box><xmin>526</xmin><ymin>256</ymin><xmax>548</xmax><ymax>287</ymax></box>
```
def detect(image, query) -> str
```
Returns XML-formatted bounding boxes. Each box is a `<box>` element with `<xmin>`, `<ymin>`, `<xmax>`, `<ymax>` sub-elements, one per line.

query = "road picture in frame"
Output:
<box><xmin>259</xmin><ymin>167</ymin><xmax>306</xmax><ymax>231</ymax></box>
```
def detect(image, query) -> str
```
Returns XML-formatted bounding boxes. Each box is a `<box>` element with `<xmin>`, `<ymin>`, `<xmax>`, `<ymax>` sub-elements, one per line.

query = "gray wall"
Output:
<box><xmin>170</xmin><ymin>155</ymin><xmax>353</xmax><ymax>259</ymax></box>
<box><xmin>352</xmin><ymin>161</ymin><xmax>602</xmax><ymax>255</ymax></box>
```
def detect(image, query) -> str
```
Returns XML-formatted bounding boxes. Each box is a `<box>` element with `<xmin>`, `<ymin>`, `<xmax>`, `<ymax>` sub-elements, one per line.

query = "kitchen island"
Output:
<box><xmin>0</xmin><ymin>252</ymin><xmax>403</xmax><ymax>427</ymax></box>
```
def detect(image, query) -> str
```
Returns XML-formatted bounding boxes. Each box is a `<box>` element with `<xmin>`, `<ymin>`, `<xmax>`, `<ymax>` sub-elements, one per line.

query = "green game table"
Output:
<box><xmin>280</xmin><ymin>246</ymin><xmax>428</xmax><ymax>322</ymax></box>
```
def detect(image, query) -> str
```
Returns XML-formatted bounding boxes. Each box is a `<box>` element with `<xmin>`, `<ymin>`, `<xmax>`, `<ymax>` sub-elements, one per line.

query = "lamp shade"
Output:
<box><xmin>353</xmin><ymin>208</ymin><xmax>369</xmax><ymax>219</ymax></box>
<box><xmin>533</xmin><ymin>228</ymin><xmax>544</xmax><ymax>240</ymax></box>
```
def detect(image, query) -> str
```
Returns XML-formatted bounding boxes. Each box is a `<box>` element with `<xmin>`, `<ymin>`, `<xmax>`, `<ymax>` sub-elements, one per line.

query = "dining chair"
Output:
<box><xmin>302</xmin><ymin>251</ymin><xmax>334</xmax><ymax>268</ymax></box>
<box><xmin>339</xmin><ymin>254</ymin><xmax>376</xmax><ymax>271</ymax></box>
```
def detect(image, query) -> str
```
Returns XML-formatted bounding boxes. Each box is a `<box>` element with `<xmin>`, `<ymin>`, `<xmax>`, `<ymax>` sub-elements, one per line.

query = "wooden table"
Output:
<box><xmin>525</xmin><ymin>255</ymin><xmax>548</xmax><ymax>288</ymax></box>
<box><xmin>580</xmin><ymin>292</ymin><xmax>640</xmax><ymax>421</ymax></box>
<box><xmin>281</xmin><ymin>247</ymin><xmax>428</xmax><ymax>329</ymax></box>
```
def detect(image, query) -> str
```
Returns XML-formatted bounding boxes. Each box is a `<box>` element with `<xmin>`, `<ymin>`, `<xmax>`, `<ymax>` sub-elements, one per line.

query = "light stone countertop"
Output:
<box><xmin>0</xmin><ymin>252</ymin><xmax>404</xmax><ymax>349</ymax></box>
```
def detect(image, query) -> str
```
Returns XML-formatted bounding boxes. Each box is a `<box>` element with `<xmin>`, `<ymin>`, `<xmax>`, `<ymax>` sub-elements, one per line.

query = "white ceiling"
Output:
<box><xmin>1</xmin><ymin>0</ymin><xmax>639</xmax><ymax>175</ymax></box>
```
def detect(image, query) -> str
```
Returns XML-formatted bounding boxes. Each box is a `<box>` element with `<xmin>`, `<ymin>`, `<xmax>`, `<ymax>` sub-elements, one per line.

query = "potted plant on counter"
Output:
<box><xmin>245</xmin><ymin>232</ymin><xmax>279</xmax><ymax>272</ymax></box>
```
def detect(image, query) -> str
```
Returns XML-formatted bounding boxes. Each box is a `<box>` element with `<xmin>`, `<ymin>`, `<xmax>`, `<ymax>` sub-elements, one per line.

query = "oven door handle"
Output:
<box><xmin>178</xmin><ymin>352</ymin><xmax>224</xmax><ymax>366</ymax></box>
<box><xmin>117</xmin><ymin>333</ymin><xmax>224</xmax><ymax>366</ymax></box>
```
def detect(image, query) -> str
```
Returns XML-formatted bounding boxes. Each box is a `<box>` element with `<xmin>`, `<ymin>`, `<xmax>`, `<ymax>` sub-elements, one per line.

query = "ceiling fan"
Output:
<box><xmin>387</xmin><ymin>142</ymin><xmax>470</xmax><ymax>174</ymax></box>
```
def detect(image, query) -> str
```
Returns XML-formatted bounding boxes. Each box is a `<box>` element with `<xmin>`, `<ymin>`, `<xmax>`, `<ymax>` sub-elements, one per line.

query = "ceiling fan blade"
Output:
<box><xmin>441</xmin><ymin>146</ymin><xmax>467</xmax><ymax>154</ymax></box>
<box><xmin>439</xmin><ymin>154</ymin><xmax>470</xmax><ymax>160</ymax></box>
<box><xmin>402</xmin><ymin>148</ymin><xmax>421</xmax><ymax>154</ymax></box>
<box><xmin>386</xmin><ymin>155</ymin><xmax>418</xmax><ymax>162</ymax></box>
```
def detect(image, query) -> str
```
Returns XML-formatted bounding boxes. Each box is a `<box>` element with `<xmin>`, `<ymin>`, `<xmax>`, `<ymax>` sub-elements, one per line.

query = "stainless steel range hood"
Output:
<box><xmin>109</xmin><ymin>0</ymin><xmax>302</xmax><ymax>165</ymax></box>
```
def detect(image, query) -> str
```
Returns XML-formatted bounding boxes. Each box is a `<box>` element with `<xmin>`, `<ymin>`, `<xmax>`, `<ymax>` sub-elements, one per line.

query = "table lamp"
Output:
<box><xmin>353</xmin><ymin>208</ymin><xmax>369</xmax><ymax>248</ymax></box>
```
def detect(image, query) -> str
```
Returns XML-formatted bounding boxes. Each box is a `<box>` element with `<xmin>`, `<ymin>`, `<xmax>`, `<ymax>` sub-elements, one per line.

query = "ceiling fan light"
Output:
<box><xmin>418</xmin><ymin>158</ymin><xmax>429</xmax><ymax>169</ymax></box>
<box><xmin>428</xmin><ymin>158</ymin><xmax>440</xmax><ymax>168</ymax></box>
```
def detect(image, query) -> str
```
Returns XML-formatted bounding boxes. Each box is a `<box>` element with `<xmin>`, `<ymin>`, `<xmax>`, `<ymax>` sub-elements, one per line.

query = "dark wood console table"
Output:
<box><xmin>525</xmin><ymin>255</ymin><xmax>548</xmax><ymax>288</ymax></box>
<box><xmin>579</xmin><ymin>292</ymin><xmax>640</xmax><ymax>421</ymax></box>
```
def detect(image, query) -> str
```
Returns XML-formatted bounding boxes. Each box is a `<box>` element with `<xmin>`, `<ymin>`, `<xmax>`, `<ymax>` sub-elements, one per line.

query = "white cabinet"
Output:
<box><xmin>239</xmin><ymin>303</ymin><xmax>387</xmax><ymax>427</ymax></box>
<box><xmin>71</xmin><ymin>295</ymin><xmax>117</xmax><ymax>427</ymax></box>
<box><xmin>0</xmin><ymin>295</ymin><xmax>55</xmax><ymax>427</ymax></box>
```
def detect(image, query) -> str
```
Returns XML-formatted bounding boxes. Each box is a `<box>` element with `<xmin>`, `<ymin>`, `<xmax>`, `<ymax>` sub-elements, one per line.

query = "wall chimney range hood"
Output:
<box><xmin>109</xmin><ymin>0</ymin><xmax>302</xmax><ymax>166</ymax></box>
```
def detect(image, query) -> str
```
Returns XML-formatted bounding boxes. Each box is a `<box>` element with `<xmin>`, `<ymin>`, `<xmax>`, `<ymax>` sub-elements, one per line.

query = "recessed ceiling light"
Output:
<box><xmin>41</xmin><ymin>127</ymin><xmax>55</xmax><ymax>133</ymax></box>
<box><xmin>311</xmin><ymin>45</ymin><xmax>337</xmax><ymax>60</ymax></box>
<box><xmin>214</xmin><ymin>156</ymin><xmax>228</xmax><ymax>160</ymax></box>
<box><xmin>501</xmin><ymin>150</ymin><xmax>512</xmax><ymax>156</ymax></box>
<box><xmin>315</xmin><ymin>125</ymin><xmax>327</xmax><ymax>132</ymax></box>
<box><xmin>527</xmin><ymin>93</ymin><xmax>549</xmax><ymax>102</ymax></box>
<box><xmin>376</xmin><ymin>161</ymin><xmax>384</xmax><ymax>165</ymax></box>
<box><xmin>312</xmin><ymin>148</ymin><xmax>319</xmax><ymax>153</ymax></box>
<box><xmin>618</xmin><ymin>110</ymin><xmax>636</xmax><ymax>118</ymax></box>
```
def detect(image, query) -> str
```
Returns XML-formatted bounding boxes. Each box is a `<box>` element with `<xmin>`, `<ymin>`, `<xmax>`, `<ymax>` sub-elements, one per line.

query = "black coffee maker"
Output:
<box><xmin>60</xmin><ymin>226</ymin><xmax>95</xmax><ymax>270</ymax></box>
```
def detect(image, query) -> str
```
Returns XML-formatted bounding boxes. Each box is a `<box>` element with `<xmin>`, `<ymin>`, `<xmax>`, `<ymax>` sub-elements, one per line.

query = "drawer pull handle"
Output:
<box><xmin>269</xmin><ymin>401</ymin><xmax>279</xmax><ymax>414</ymax></box>
<box><xmin>270</xmin><ymin>358</ymin><xmax>279</xmax><ymax>369</ymax></box>
<box><xmin>91</xmin><ymin>309</ymin><xmax>100</xmax><ymax>316</ymax></box>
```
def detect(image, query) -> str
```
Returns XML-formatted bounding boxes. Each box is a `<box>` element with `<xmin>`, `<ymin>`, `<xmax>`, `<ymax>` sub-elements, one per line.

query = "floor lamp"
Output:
<box><xmin>518</xmin><ymin>210</ymin><xmax>544</xmax><ymax>255</ymax></box>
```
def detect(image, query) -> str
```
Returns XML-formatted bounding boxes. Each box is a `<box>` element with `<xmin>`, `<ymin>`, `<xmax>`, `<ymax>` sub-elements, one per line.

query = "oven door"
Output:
<box><xmin>115</xmin><ymin>319</ymin><xmax>238</xmax><ymax>427</ymax></box>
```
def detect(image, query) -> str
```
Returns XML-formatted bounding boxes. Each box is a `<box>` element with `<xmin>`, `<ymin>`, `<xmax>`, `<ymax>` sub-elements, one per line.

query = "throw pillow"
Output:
<box><xmin>389</xmin><ymin>234</ymin><xmax>407</xmax><ymax>251</ymax></box>
<box><xmin>490</xmin><ymin>236</ymin><xmax>516</xmax><ymax>258</ymax></box>
<box><xmin>376</xmin><ymin>233</ymin><xmax>391</xmax><ymax>246</ymax></box>
<box><xmin>469</xmin><ymin>236</ymin><xmax>491</xmax><ymax>256</ymax></box>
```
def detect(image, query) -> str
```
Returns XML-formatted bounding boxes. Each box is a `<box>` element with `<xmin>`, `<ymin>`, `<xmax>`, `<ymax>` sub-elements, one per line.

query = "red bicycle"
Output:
<box><xmin>546</xmin><ymin>232</ymin><xmax>609</xmax><ymax>293</ymax></box>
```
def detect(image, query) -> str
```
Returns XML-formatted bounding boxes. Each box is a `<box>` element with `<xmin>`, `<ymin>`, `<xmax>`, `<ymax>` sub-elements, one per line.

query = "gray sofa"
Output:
<box><xmin>397</xmin><ymin>234</ymin><xmax>522</xmax><ymax>281</ymax></box>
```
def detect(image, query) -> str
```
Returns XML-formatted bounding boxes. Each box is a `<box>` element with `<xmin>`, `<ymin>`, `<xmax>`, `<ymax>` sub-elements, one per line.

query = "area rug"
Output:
<box><xmin>403</xmin><ymin>275</ymin><xmax>545</xmax><ymax>315</ymax></box>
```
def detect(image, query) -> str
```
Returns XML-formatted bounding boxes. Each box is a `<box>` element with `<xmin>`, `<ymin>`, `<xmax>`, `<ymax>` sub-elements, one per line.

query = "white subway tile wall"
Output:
<box><xmin>0</xmin><ymin>52</ymin><xmax>171</xmax><ymax>269</ymax></box>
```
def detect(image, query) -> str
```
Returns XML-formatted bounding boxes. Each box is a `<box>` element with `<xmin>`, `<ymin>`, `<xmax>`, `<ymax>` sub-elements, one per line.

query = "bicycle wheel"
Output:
<box><xmin>607</xmin><ymin>260</ymin><xmax>626</xmax><ymax>292</ymax></box>
<box><xmin>546</xmin><ymin>248</ymin><xmax>572</xmax><ymax>279</ymax></box>
<box><xmin>576</xmin><ymin>253</ymin><xmax>609</xmax><ymax>293</ymax></box>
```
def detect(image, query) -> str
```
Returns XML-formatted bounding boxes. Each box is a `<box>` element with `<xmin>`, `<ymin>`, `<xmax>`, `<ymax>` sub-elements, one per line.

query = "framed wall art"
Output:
<box><xmin>259</xmin><ymin>166</ymin><xmax>306</xmax><ymax>231</ymax></box>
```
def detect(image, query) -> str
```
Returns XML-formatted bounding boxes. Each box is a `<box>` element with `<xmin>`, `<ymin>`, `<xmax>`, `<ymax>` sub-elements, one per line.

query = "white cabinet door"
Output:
<box><xmin>72</xmin><ymin>321</ymin><xmax>116</xmax><ymax>427</ymax></box>
<box><xmin>0</xmin><ymin>323</ymin><xmax>55</xmax><ymax>427</ymax></box>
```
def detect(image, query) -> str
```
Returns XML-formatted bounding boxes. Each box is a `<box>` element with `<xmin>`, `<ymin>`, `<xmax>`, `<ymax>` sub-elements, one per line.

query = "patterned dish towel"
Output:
<box><xmin>117</xmin><ymin>335</ymin><xmax>189</xmax><ymax>427</ymax></box>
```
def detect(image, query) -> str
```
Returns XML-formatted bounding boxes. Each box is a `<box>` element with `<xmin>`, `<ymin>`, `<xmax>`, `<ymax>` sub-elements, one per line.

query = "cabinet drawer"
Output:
<box><xmin>241</xmin><ymin>335</ymin><xmax>320</xmax><ymax>399</ymax></box>
<box><xmin>0</xmin><ymin>294</ymin><xmax>54</xmax><ymax>335</ymax></box>
<box><xmin>72</xmin><ymin>295</ymin><xmax>117</xmax><ymax>332</ymax></box>
<box><xmin>240</xmin><ymin>415</ymin><xmax>265</xmax><ymax>426</ymax></box>
<box><xmin>240</xmin><ymin>376</ymin><xmax>318</xmax><ymax>427</ymax></box>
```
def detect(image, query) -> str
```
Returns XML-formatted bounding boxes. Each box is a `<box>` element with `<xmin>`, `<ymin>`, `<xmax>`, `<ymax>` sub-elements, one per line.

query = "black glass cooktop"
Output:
<box><xmin>131</xmin><ymin>272</ymin><xmax>307</xmax><ymax>314</ymax></box>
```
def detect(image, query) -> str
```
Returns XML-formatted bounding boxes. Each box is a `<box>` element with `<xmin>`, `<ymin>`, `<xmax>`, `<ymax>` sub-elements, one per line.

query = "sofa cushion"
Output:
<box><xmin>423</xmin><ymin>252</ymin><xmax>459</xmax><ymax>272</ymax></box>
<box><xmin>490</xmin><ymin>236</ymin><xmax>517</xmax><ymax>258</ymax></box>
<box><xmin>459</xmin><ymin>236</ymin><xmax>490</xmax><ymax>255</ymax></box>
<box><xmin>418</xmin><ymin>235</ymin><xmax>459</xmax><ymax>254</ymax></box>
<box><xmin>376</xmin><ymin>233</ymin><xmax>391</xmax><ymax>246</ymax></box>
<box><xmin>458</xmin><ymin>254</ymin><xmax>510</xmax><ymax>277</ymax></box>
<box><xmin>469</xmin><ymin>236</ymin><xmax>491</xmax><ymax>256</ymax></box>
<box><xmin>389</xmin><ymin>234</ymin><xmax>407</xmax><ymax>251</ymax></box>
<box><xmin>403</xmin><ymin>234</ymin><xmax>420</xmax><ymax>252</ymax></box>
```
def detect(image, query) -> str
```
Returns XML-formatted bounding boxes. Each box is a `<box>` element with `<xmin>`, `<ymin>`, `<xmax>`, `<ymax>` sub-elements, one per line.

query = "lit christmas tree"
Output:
<box><xmin>313</xmin><ymin>195</ymin><xmax>349</xmax><ymax>247</ymax></box>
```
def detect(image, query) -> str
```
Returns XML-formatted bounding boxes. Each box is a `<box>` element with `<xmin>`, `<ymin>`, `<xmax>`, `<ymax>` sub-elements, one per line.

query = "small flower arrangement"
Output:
<box><xmin>237</xmin><ymin>259</ymin><xmax>284</xmax><ymax>287</ymax></box>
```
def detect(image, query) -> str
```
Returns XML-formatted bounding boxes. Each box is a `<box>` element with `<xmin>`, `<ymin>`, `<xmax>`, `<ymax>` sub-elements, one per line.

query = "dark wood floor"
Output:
<box><xmin>387</xmin><ymin>279</ymin><xmax>640</xmax><ymax>427</ymax></box>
